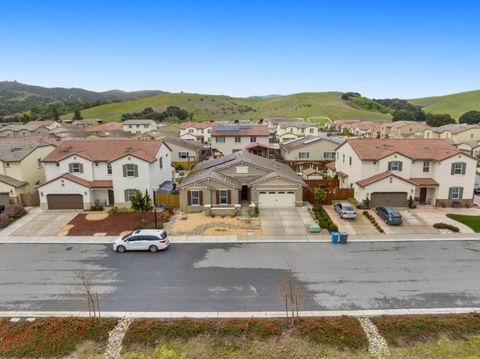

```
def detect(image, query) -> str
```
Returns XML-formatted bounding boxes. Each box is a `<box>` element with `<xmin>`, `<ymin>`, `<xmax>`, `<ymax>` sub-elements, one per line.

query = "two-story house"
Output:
<box><xmin>347</xmin><ymin>121</ymin><xmax>382</xmax><ymax>138</ymax></box>
<box><xmin>381</xmin><ymin>121</ymin><xmax>428</xmax><ymax>139</ymax></box>
<box><xmin>122</xmin><ymin>119</ymin><xmax>158</xmax><ymax>134</ymax></box>
<box><xmin>179</xmin><ymin>122</ymin><xmax>218</xmax><ymax>143</ymax></box>
<box><xmin>280</xmin><ymin>134</ymin><xmax>345</xmax><ymax>171</ymax></box>
<box><xmin>333</xmin><ymin>138</ymin><xmax>477</xmax><ymax>207</ymax></box>
<box><xmin>0</xmin><ymin>124</ymin><xmax>51</xmax><ymax>138</ymax></box>
<box><xmin>275</xmin><ymin>122</ymin><xmax>318</xmax><ymax>143</ymax></box>
<box><xmin>424</xmin><ymin>124</ymin><xmax>480</xmax><ymax>156</ymax></box>
<box><xmin>0</xmin><ymin>140</ymin><xmax>56</xmax><ymax>205</ymax></box>
<box><xmin>211</xmin><ymin>124</ymin><xmax>269</xmax><ymax>155</ymax></box>
<box><xmin>163</xmin><ymin>136</ymin><xmax>204</xmax><ymax>169</ymax></box>
<box><xmin>37</xmin><ymin>140</ymin><xmax>172</xmax><ymax>210</ymax></box>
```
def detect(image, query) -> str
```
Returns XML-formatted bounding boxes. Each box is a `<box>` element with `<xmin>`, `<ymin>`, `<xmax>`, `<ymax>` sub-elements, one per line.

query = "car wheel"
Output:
<box><xmin>149</xmin><ymin>245</ymin><xmax>158</xmax><ymax>253</ymax></box>
<box><xmin>116</xmin><ymin>245</ymin><xmax>126</xmax><ymax>253</ymax></box>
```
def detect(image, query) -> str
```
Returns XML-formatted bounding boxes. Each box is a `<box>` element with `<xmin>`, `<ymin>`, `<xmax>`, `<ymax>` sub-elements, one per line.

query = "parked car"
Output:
<box><xmin>113</xmin><ymin>229</ymin><xmax>169</xmax><ymax>253</ymax></box>
<box><xmin>474</xmin><ymin>181</ymin><xmax>480</xmax><ymax>194</ymax></box>
<box><xmin>334</xmin><ymin>202</ymin><xmax>357</xmax><ymax>219</ymax></box>
<box><xmin>376</xmin><ymin>206</ymin><xmax>403</xmax><ymax>225</ymax></box>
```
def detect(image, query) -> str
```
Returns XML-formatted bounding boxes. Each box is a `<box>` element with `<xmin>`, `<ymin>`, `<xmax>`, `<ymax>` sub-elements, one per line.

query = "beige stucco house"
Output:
<box><xmin>381</xmin><ymin>121</ymin><xmax>428</xmax><ymax>139</ymax></box>
<box><xmin>211</xmin><ymin>124</ymin><xmax>269</xmax><ymax>155</ymax></box>
<box><xmin>0</xmin><ymin>123</ymin><xmax>51</xmax><ymax>138</ymax></box>
<box><xmin>179</xmin><ymin>121</ymin><xmax>218</xmax><ymax>143</ymax></box>
<box><xmin>332</xmin><ymin>138</ymin><xmax>477</xmax><ymax>207</ymax></box>
<box><xmin>178</xmin><ymin>150</ymin><xmax>306</xmax><ymax>215</ymax></box>
<box><xmin>0</xmin><ymin>140</ymin><xmax>56</xmax><ymax>205</ymax></box>
<box><xmin>122</xmin><ymin>119</ymin><xmax>158</xmax><ymax>134</ymax></box>
<box><xmin>163</xmin><ymin>136</ymin><xmax>204</xmax><ymax>169</ymax></box>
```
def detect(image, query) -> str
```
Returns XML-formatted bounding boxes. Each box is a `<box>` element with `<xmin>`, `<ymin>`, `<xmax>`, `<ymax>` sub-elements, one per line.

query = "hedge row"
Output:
<box><xmin>123</xmin><ymin>317</ymin><xmax>368</xmax><ymax>351</ymax></box>
<box><xmin>0</xmin><ymin>317</ymin><xmax>117</xmax><ymax>358</ymax></box>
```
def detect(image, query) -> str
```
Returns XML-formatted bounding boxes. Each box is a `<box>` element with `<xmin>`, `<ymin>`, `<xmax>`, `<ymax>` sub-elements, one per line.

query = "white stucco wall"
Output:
<box><xmin>39</xmin><ymin>178</ymin><xmax>91</xmax><ymax>209</ymax></box>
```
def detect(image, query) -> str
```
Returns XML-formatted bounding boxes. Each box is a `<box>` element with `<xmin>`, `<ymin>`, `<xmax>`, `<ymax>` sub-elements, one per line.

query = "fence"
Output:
<box><xmin>304</xmin><ymin>179</ymin><xmax>339</xmax><ymax>190</ymax></box>
<box><xmin>303</xmin><ymin>187</ymin><xmax>354</xmax><ymax>205</ymax></box>
<box><xmin>155</xmin><ymin>193</ymin><xmax>180</xmax><ymax>208</ymax></box>
<box><xmin>20</xmin><ymin>191</ymin><xmax>40</xmax><ymax>207</ymax></box>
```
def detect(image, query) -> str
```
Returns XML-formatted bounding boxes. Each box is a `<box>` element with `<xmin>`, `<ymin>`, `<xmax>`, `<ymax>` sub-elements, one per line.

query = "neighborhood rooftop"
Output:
<box><xmin>43</xmin><ymin>139</ymin><xmax>163</xmax><ymax>163</ymax></box>
<box><xmin>343</xmin><ymin>138</ymin><xmax>467</xmax><ymax>161</ymax></box>
<box><xmin>0</xmin><ymin>141</ymin><xmax>53</xmax><ymax>162</ymax></box>
<box><xmin>212</xmin><ymin>124</ymin><xmax>269</xmax><ymax>136</ymax></box>
<box><xmin>122</xmin><ymin>119</ymin><xmax>156</xmax><ymax>125</ymax></box>
<box><xmin>281</xmin><ymin>134</ymin><xmax>345</xmax><ymax>150</ymax></box>
<box><xmin>277</xmin><ymin>121</ymin><xmax>317</xmax><ymax>129</ymax></box>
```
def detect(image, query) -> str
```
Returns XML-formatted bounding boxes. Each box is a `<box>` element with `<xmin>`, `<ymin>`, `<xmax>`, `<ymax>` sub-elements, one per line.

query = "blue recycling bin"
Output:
<box><xmin>331</xmin><ymin>231</ymin><xmax>340</xmax><ymax>244</ymax></box>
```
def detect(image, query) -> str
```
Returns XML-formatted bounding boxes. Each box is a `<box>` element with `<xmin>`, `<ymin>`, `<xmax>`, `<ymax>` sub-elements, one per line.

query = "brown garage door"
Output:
<box><xmin>47</xmin><ymin>194</ymin><xmax>83</xmax><ymax>209</ymax></box>
<box><xmin>370</xmin><ymin>192</ymin><xmax>407</xmax><ymax>207</ymax></box>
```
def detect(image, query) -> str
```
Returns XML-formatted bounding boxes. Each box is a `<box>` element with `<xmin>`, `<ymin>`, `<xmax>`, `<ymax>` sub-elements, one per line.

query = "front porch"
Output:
<box><xmin>414</xmin><ymin>186</ymin><xmax>438</xmax><ymax>205</ymax></box>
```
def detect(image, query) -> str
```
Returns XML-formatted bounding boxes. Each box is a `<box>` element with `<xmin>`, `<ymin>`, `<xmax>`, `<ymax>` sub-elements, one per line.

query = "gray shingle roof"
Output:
<box><xmin>0</xmin><ymin>174</ymin><xmax>27</xmax><ymax>187</ymax></box>
<box><xmin>0</xmin><ymin>141</ymin><xmax>52</xmax><ymax>162</ymax></box>
<box><xmin>281</xmin><ymin>134</ymin><xmax>345</xmax><ymax>150</ymax></box>
<box><xmin>163</xmin><ymin>136</ymin><xmax>203</xmax><ymax>151</ymax></box>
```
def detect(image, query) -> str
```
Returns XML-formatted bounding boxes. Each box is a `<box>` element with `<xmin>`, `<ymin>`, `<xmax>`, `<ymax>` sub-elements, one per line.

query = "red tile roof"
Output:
<box><xmin>179</xmin><ymin>121</ymin><xmax>218</xmax><ymax>129</ymax></box>
<box><xmin>409</xmin><ymin>178</ymin><xmax>439</xmax><ymax>186</ymax></box>
<box><xmin>43</xmin><ymin>139</ymin><xmax>162</xmax><ymax>163</ymax></box>
<box><xmin>85</xmin><ymin>122</ymin><xmax>123</xmax><ymax>132</ymax></box>
<box><xmin>39</xmin><ymin>173</ymin><xmax>113</xmax><ymax>189</ymax></box>
<box><xmin>325</xmin><ymin>161</ymin><xmax>336</xmax><ymax>170</ymax></box>
<box><xmin>356</xmin><ymin>171</ymin><xmax>416</xmax><ymax>187</ymax></box>
<box><xmin>343</xmin><ymin>138</ymin><xmax>467</xmax><ymax>161</ymax></box>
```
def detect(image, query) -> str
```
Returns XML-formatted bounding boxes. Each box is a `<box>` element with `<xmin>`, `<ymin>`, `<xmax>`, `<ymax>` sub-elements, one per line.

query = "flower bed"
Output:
<box><xmin>0</xmin><ymin>204</ymin><xmax>27</xmax><ymax>229</ymax></box>
<box><xmin>433</xmin><ymin>222</ymin><xmax>460</xmax><ymax>232</ymax></box>
<box><xmin>363</xmin><ymin>211</ymin><xmax>384</xmax><ymax>233</ymax></box>
<box><xmin>0</xmin><ymin>317</ymin><xmax>117</xmax><ymax>358</ymax></box>
<box><xmin>313</xmin><ymin>207</ymin><xmax>338</xmax><ymax>233</ymax></box>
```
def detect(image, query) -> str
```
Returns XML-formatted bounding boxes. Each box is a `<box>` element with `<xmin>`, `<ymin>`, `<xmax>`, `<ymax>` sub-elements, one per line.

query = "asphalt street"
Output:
<box><xmin>1</xmin><ymin>241</ymin><xmax>480</xmax><ymax>312</ymax></box>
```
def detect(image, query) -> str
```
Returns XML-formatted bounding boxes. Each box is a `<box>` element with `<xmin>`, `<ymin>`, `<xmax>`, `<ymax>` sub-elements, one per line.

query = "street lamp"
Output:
<box><xmin>152</xmin><ymin>187</ymin><xmax>158</xmax><ymax>229</ymax></box>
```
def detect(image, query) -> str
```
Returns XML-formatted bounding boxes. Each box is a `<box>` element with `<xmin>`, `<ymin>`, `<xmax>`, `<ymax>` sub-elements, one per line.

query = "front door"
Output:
<box><xmin>108</xmin><ymin>190</ymin><xmax>114</xmax><ymax>206</ymax></box>
<box><xmin>419</xmin><ymin>187</ymin><xmax>427</xmax><ymax>203</ymax></box>
<box><xmin>241</xmin><ymin>185</ymin><xmax>249</xmax><ymax>201</ymax></box>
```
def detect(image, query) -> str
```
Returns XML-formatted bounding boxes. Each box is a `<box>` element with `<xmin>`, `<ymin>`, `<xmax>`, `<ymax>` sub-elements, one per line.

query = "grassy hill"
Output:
<box><xmin>409</xmin><ymin>89</ymin><xmax>480</xmax><ymax>120</ymax></box>
<box><xmin>61</xmin><ymin>91</ymin><xmax>392</xmax><ymax>123</ymax></box>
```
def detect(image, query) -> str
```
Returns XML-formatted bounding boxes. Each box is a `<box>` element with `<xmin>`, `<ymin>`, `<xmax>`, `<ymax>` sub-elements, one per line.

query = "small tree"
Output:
<box><xmin>72</xmin><ymin>109</ymin><xmax>83</xmax><ymax>121</ymax></box>
<box><xmin>314</xmin><ymin>187</ymin><xmax>327</xmax><ymax>204</ymax></box>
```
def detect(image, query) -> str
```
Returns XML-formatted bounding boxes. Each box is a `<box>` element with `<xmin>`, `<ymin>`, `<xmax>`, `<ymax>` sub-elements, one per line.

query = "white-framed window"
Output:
<box><xmin>144</xmin><ymin>124</ymin><xmax>148</xmax><ymax>128</ymax></box>
<box><xmin>250</xmin><ymin>136</ymin><xmax>256</xmax><ymax>143</ymax></box>
<box><xmin>423</xmin><ymin>161</ymin><xmax>430</xmax><ymax>172</ymax></box>
<box><xmin>107</xmin><ymin>164</ymin><xmax>112</xmax><ymax>174</ymax></box>
<box><xmin>309</xmin><ymin>128</ymin><xmax>314</xmax><ymax>133</ymax></box>
<box><xmin>128</xmin><ymin>125</ymin><xmax>132</xmax><ymax>128</ymax></box>
<box><xmin>179</xmin><ymin>152</ymin><xmax>189</xmax><ymax>159</ymax></box>
<box><xmin>126</xmin><ymin>189</ymin><xmax>136</xmax><ymax>201</ymax></box>
<box><xmin>159</xmin><ymin>157</ymin><xmax>163</xmax><ymax>169</ymax></box>
<box><xmin>235</xmin><ymin>136</ymin><xmax>241</xmax><ymax>143</ymax></box>
<box><xmin>188</xmin><ymin>129</ymin><xmax>194</xmax><ymax>133</ymax></box>
<box><xmin>71</xmin><ymin>163</ymin><xmax>81</xmax><ymax>173</ymax></box>
<box><xmin>191</xmin><ymin>190</ymin><xmax>200</xmax><ymax>206</ymax></box>
<box><xmin>450</xmin><ymin>187</ymin><xmax>461</xmax><ymax>200</ymax></box>
<box><xmin>126</xmin><ymin>164</ymin><xmax>135</xmax><ymax>177</ymax></box>
<box><xmin>453</xmin><ymin>162</ymin><xmax>463</xmax><ymax>175</ymax></box>
<box><xmin>389</xmin><ymin>161</ymin><xmax>402</xmax><ymax>171</ymax></box>
<box><xmin>219</xmin><ymin>189</ymin><xmax>228</xmax><ymax>204</ymax></box>
<box><xmin>324</xmin><ymin>152</ymin><xmax>335</xmax><ymax>160</ymax></box>
<box><xmin>299</xmin><ymin>152</ymin><xmax>309</xmax><ymax>159</ymax></box>
<box><xmin>216</xmin><ymin>136</ymin><xmax>225</xmax><ymax>143</ymax></box>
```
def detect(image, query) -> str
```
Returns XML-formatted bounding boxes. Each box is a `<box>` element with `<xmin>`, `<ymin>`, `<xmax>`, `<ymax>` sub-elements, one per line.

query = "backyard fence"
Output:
<box><xmin>303</xmin><ymin>187</ymin><xmax>354</xmax><ymax>205</ymax></box>
<box><xmin>20</xmin><ymin>191</ymin><xmax>40</xmax><ymax>207</ymax></box>
<box><xmin>155</xmin><ymin>193</ymin><xmax>180</xmax><ymax>208</ymax></box>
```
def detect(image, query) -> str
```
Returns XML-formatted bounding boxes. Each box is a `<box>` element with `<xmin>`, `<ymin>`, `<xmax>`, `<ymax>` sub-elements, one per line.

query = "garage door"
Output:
<box><xmin>47</xmin><ymin>194</ymin><xmax>84</xmax><ymax>210</ymax></box>
<box><xmin>0</xmin><ymin>193</ymin><xmax>9</xmax><ymax>206</ymax></box>
<box><xmin>370</xmin><ymin>192</ymin><xmax>407</xmax><ymax>208</ymax></box>
<box><xmin>258</xmin><ymin>191</ymin><xmax>296</xmax><ymax>208</ymax></box>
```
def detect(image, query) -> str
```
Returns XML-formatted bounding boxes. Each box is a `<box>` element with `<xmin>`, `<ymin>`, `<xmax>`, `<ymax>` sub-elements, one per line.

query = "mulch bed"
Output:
<box><xmin>67</xmin><ymin>212</ymin><xmax>163</xmax><ymax>236</ymax></box>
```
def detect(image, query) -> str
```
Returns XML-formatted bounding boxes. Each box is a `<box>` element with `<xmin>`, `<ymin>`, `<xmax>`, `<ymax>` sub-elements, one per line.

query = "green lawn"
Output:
<box><xmin>409</xmin><ymin>89</ymin><xmax>480</xmax><ymax>120</ymax></box>
<box><xmin>446</xmin><ymin>214</ymin><xmax>480</xmax><ymax>232</ymax></box>
<box><xmin>61</xmin><ymin>91</ymin><xmax>392</xmax><ymax>122</ymax></box>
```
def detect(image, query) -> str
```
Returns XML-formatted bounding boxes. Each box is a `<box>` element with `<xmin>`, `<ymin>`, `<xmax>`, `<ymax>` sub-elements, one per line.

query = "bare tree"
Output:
<box><xmin>277</xmin><ymin>266</ymin><xmax>306</xmax><ymax>326</ymax></box>
<box><xmin>75</xmin><ymin>266</ymin><xmax>101</xmax><ymax>319</ymax></box>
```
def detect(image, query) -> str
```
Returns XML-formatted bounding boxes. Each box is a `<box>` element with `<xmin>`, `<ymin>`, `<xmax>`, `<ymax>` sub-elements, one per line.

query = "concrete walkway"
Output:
<box><xmin>1</xmin><ymin>232</ymin><xmax>480</xmax><ymax>244</ymax></box>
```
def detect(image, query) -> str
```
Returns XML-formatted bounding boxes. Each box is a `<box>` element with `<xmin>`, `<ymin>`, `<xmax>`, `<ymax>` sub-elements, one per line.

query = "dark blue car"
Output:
<box><xmin>376</xmin><ymin>206</ymin><xmax>403</xmax><ymax>225</ymax></box>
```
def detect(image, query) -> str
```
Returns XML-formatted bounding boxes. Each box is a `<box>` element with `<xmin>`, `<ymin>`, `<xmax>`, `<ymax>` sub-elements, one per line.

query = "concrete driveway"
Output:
<box><xmin>10</xmin><ymin>210</ymin><xmax>80</xmax><ymax>236</ymax></box>
<box><xmin>260</xmin><ymin>207</ymin><xmax>309</xmax><ymax>235</ymax></box>
<box><xmin>413</xmin><ymin>206</ymin><xmax>480</xmax><ymax>234</ymax></box>
<box><xmin>323</xmin><ymin>205</ymin><xmax>378</xmax><ymax>235</ymax></box>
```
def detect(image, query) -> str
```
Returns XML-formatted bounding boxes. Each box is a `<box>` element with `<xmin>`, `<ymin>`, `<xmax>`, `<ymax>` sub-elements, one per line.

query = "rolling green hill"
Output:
<box><xmin>409</xmin><ymin>90</ymin><xmax>480</xmax><ymax>120</ymax></box>
<box><xmin>61</xmin><ymin>91</ymin><xmax>392</xmax><ymax>123</ymax></box>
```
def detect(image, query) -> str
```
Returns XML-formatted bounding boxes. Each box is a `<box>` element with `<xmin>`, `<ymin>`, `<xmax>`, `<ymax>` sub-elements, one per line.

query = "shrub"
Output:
<box><xmin>433</xmin><ymin>223</ymin><xmax>460</xmax><ymax>232</ymax></box>
<box><xmin>90</xmin><ymin>203</ymin><xmax>104</xmax><ymax>211</ymax></box>
<box><xmin>4</xmin><ymin>204</ymin><xmax>26</xmax><ymax>219</ymax></box>
<box><xmin>0</xmin><ymin>213</ymin><xmax>13</xmax><ymax>229</ymax></box>
<box><xmin>347</xmin><ymin>197</ymin><xmax>359</xmax><ymax>206</ymax></box>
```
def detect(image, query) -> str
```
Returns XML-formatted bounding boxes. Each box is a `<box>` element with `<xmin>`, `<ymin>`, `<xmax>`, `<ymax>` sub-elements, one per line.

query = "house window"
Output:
<box><xmin>126</xmin><ymin>189</ymin><xmax>136</xmax><ymax>201</ymax></box>
<box><xmin>235</xmin><ymin>136</ymin><xmax>241</xmax><ymax>143</ymax></box>
<box><xmin>159</xmin><ymin>156</ymin><xmax>163</xmax><ymax>169</ymax></box>
<box><xmin>250</xmin><ymin>136</ymin><xmax>256</xmax><ymax>143</ymax></box>
<box><xmin>349</xmin><ymin>156</ymin><xmax>352</xmax><ymax>166</ymax></box>
<box><xmin>37</xmin><ymin>158</ymin><xmax>42</xmax><ymax>168</ymax></box>
<box><xmin>107</xmin><ymin>164</ymin><xmax>112</xmax><ymax>174</ymax></box>
<box><xmin>388</xmin><ymin>161</ymin><xmax>402</xmax><ymax>171</ymax></box>
<box><xmin>449</xmin><ymin>187</ymin><xmax>462</xmax><ymax>200</ymax></box>
<box><xmin>71</xmin><ymin>163</ymin><xmax>81</xmax><ymax>173</ymax></box>
<box><xmin>470</xmin><ymin>133</ymin><xmax>475</xmax><ymax>139</ymax></box>
<box><xmin>188</xmin><ymin>129</ymin><xmax>194</xmax><ymax>133</ymax></box>
<box><xmin>452</xmin><ymin>162</ymin><xmax>464</xmax><ymax>175</ymax></box>
<box><xmin>191</xmin><ymin>190</ymin><xmax>200</xmax><ymax>206</ymax></box>
<box><xmin>309</xmin><ymin>128</ymin><xmax>314</xmax><ymax>134</ymax></box>
<box><xmin>215</xmin><ymin>136</ymin><xmax>225</xmax><ymax>143</ymax></box>
<box><xmin>342</xmin><ymin>154</ymin><xmax>345</xmax><ymax>163</ymax></box>
<box><xmin>299</xmin><ymin>152</ymin><xmax>309</xmax><ymax>159</ymax></box>
<box><xmin>128</xmin><ymin>125</ymin><xmax>132</xmax><ymax>128</ymax></box>
<box><xmin>144</xmin><ymin>124</ymin><xmax>148</xmax><ymax>128</ymax></box>
<box><xmin>324</xmin><ymin>152</ymin><xmax>335</xmax><ymax>160</ymax></box>
<box><xmin>126</xmin><ymin>164</ymin><xmax>135</xmax><ymax>177</ymax></box>
<box><xmin>136</xmin><ymin>124</ymin><xmax>140</xmax><ymax>128</ymax></box>
<box><xmin>219</xmin><ymin>190</ymin><xmax>228</xmax><ymax>204</ymax></box>
<box><xmin>423</xmin><ymin>161</ymin><xmax>430</xmax><ymax>172</ymax></box>
<box><xmin>178</xmin><ymin>152</ymin><xmax>189</xmax><ymax>159</ymax></box>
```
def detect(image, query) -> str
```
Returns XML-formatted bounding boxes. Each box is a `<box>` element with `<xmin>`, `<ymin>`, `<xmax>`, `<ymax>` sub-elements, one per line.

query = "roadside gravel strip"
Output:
<box><xmin>104</xmin><ymin>318</ymin><xmax>132</xmax><ymax>359</ymax></box>
<box><xmin>358</xmin><ymin>317</ymin><xmax>390</xmax><ymax>358</ymax></box>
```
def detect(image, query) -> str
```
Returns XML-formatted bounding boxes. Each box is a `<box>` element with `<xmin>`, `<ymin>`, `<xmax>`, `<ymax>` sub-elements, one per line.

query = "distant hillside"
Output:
<box><xmin>61</xmin><ymin>92</ymin><xmax>392</xmax><ymax>123</ymax></box>
<box><xmin>0</xmin><ymin>81</ymin><xmax>165</xmax><ymax>116</ymax></box>
<box><xmin>409</xmin><ymin>90</ymin><xmax>480</xmax><ymax>120</ymax></box>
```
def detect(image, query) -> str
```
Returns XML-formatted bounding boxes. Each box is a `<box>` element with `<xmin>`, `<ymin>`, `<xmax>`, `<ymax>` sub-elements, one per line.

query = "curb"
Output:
<box><xmin>1</xmin><ymin>307</ymin><xmax>479</xmax><ymax>318</ymax></box>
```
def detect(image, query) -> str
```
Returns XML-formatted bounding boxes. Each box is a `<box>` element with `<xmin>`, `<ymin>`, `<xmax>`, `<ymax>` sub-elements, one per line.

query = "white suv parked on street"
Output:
<box><xmin>113</xmin><ymin>229</ymin><xmax>169</xmax><ymax>253</ymax></box>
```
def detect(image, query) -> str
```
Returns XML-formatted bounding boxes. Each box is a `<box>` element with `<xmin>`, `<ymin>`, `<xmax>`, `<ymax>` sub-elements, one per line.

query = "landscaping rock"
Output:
<box><xmin>358</xmin><ymin>316</ymin><xmax>390</xmax><ymax>358</ymax></box>
<box><xmin>104</xmin><ymin>318</ymin><xmax>132</xmax><ymax>359</ymax></box>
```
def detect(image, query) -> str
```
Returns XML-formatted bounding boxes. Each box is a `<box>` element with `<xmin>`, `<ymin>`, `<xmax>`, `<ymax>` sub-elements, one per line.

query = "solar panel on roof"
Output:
<box><xmin>215</xmin><ymin>124</ymin><xmax>253</xmax><ymax>131</ymax></box>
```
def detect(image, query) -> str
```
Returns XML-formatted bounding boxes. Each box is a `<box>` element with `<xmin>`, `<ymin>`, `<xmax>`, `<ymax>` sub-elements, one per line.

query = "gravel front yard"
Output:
<box><xmin>169</xmin><ymin>212</ymin><xmax>261</xmax><ymax>235</ymax></box>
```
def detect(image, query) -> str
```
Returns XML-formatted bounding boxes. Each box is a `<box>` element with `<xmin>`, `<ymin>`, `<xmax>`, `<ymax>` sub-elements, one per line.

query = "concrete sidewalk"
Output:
<box><xmin>1</xmin><ymin>232</ymin><xmax>480</xmax><ymax>244</ymax></box>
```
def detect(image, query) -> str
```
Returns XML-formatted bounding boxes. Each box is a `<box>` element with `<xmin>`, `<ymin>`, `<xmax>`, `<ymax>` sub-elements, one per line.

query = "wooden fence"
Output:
<box><xmin>155</xmin><ymin>193</ymin><xmax>180</xmax><ymax>208</ymax></box>
<box><xmin>20</xmin><ymin>191</ymin><xmax>40</xmax><ymax>207</ymax></box>
<box><xmin>303</xmin><ymin>187</ymin><xmax>354</xmax><ymax>206</ymax></box>
<box><xmin>304</xmin><ymin>179</ymin><xmax>339</xmax><ymax>191</ymax></box>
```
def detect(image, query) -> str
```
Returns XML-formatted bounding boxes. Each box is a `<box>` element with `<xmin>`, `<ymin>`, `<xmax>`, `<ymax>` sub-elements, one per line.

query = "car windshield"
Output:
<box><xmin>121</xmin><ymin>232</ymin><xmax>132</xmax><ymax>240</ymax></box>
<box><xmin>343</xmin><ymin>204</ymin><xmax>354</xmax><ymax>211</ymax></box>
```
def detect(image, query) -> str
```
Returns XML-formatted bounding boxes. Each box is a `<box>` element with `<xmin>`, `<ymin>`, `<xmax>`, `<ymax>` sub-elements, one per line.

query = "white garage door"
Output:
<box><xmin>258</xmin><ymin>191</ymin><xmax>296</xmax><ymax>208</ymax></box>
